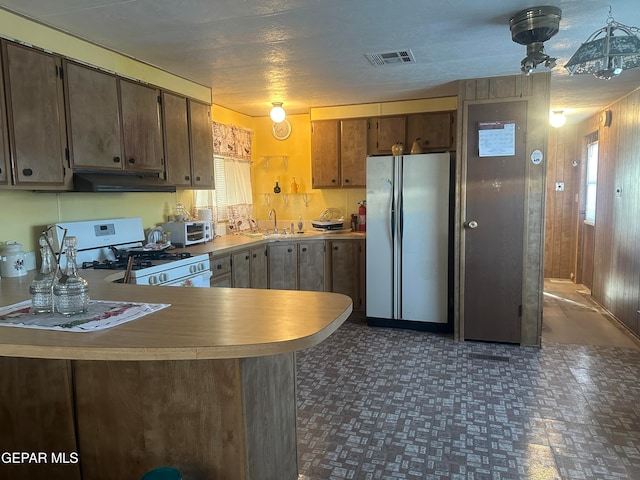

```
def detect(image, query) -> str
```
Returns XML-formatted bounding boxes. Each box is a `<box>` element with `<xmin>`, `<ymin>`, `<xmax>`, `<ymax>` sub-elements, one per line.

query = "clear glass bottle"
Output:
<box><xmin>53</xmin><ymin>236</ymin><xmax>89</xmax><ymax>315</ymax></box>
<box><xmin>30</xmin><ymin>235</ymin><xmax>56</xmax><ymax>313</ymax></box>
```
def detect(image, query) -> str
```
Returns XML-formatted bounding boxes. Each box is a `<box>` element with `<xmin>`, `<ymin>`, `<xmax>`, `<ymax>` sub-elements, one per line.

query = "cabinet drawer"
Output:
<box><xmin>210</xmin><ymin>254</ymin><xmax>231</xmax><ymax>276</ymax></box>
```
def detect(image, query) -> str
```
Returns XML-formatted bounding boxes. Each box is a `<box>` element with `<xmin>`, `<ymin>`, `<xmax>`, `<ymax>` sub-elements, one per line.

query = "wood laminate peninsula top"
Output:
<box><xmin>0</xmin><ymin>273</ymin><xmax>353</xmax><ymax>361</ymax></box>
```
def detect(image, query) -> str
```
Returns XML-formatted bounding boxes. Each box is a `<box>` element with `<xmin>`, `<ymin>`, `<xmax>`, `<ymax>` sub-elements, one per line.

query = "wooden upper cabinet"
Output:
<box><xmin>188</xmin><ymin>99</ymin><xmax>214</xmax><ymax>189</ymax></box>
<box><xmin>162</xmin><ymin>92</ymin><xmax>191</xmax><ymax>186</ymax></box>
<box><xmin>368</xmin><ymin>116</ymin><xmax>406</xmax><ymax>155</ymax></box>
<box><xmin>340</xmin><ymin>118</ymin><xmax>367</xmax><ymax>187</ymax></box>
<box><xmin>119</xmin><ymin>79</ymin><xmax>164</xmax><ymax>172</ymax></box>
<box><xmin>2</xmin><ymin>41</ymin><xmax>68</xmax><ymax>187</ymax></box>
<box><xmin>65</xmin><ymin>61</ymin><xmax>123</xmax><ymax>170</ymax></box>
<box><xmin>406</xmin><ymin>112</ymin><xmax>455</xmax><ymax>152</ymax></box>
<box><xmin>311</xmin><ymin>120</ymin><xmax>340</xmax><ymax>188</ymax></box>
<box><xmin>0</xmin><ymin>50</ymin><xmax>9</xmax><ymax>186</ymax></box>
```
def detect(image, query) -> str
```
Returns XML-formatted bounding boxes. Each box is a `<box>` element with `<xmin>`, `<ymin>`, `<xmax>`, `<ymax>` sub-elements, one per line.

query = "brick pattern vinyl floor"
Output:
<box><xmin>296</xmin><ymin>313</ymin><xmax>640</xmax><ymax>480</ymax></box>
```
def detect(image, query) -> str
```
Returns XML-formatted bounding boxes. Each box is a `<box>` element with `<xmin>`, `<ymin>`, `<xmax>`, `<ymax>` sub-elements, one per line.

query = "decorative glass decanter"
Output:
<box><xmin>29</xmin><ymin>235</ymin><xmax>56</xmax><ymax>313</ymax></box>
<box><xmin>53</xmin><ymin>236</ymin><xmax>89</xmax><ymax>315</ymax></box>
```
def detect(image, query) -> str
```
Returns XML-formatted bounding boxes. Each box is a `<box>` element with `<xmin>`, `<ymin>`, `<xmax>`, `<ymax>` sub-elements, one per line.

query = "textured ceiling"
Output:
<box><xmin>2</xmin><ymin>0</ymin><xmax>640</xmax><ymax>123</ymax></box>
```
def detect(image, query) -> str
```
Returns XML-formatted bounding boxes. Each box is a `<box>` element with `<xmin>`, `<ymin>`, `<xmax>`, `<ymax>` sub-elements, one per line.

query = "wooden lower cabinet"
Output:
<box><xmin>268</xmin><ymin>243</ymin><xmax>298</xmax><ymax>290</ymax></box>
<box><xmin>233</xmin><ymin>246</ymin><xmax>268</xmax><ymax>288</ymax></box>
<box><xmin>0</xmin><ymin>354</ymin><xmax>297</xmax><ymax>480</ymax></box>
<box><xmin>219</xmin><ymin>239</ymin><xmax>364</xmax><ymax>308</ymax></box>
<box><xmin>210</xmin><ymin>253</ymin><xmax>232</xmax><ymax>287</ymax></box>
<box><xmin>250</xmin><ymin>245</ymin><xmax>268</xmax><ymax>289</ymax></box>
<box><xmin>330</xmin><ymin>239</ymin><xmax>364</xmax><ymax>310</ymax></box>
<box><xmin>298</xmin><ymin>241</ymin><xmax>327</xmax><ymax>292</ymax></box>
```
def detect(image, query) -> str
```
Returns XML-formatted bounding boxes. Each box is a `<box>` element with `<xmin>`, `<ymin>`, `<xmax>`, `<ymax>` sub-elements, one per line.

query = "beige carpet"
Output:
<box><xmin>542</xmin><ymin>278</ymin><xmax>640</xmax><ymax>349</ymax></box>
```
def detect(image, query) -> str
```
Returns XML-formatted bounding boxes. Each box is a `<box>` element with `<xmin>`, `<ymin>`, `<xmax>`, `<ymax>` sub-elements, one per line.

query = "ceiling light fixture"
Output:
<box><xmin>565</xmin><ymin>7</ymin><xmax>640</xmax><ymax>80</ymax></box>
<box><xmin>509</xmin><ymin>6</ymin><xmax>562</xmax><ymax>76</ymax></box>
<box><xmin>270</xmin><ymin>102</ymin><xmax>286</xmax><ymax>123</ymax></box>
<box><xmin>549</xmin><ymin>110</ymin><xmax>566</xmax><ymax>128</ymax></box>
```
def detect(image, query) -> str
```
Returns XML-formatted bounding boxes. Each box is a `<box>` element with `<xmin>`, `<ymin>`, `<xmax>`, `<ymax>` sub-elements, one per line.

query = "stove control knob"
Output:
<box><xmin>189</xmin><ymin>265</ymin><xmax>197</xmax><ymax>274</ymax></box>
<box><xmin>160</xmin><ymin>273</ymin><xmax>168</xmax><ymax>283</ymax></box>
<box><xmin>149</xmin><ymin>275</ymin><xmax>158</xmax><ymax>285</ymax></box>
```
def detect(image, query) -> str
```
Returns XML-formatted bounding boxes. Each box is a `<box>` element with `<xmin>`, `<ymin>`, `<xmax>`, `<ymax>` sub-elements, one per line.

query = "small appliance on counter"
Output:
<box><xmin>311</xmin><ymin>208</ymin><xmax>346</xmax><ymax>232</ymax></box>
<box><xmin>161</xmin><ymin>221</ymin><xmax>211</xmax><ymax>247</ymax></box>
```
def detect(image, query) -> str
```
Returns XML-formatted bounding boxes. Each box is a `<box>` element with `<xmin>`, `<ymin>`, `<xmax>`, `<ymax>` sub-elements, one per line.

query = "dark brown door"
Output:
<box><xmin>463</xmin><ymin>101</ymin><xmax>527</xmax><ymax>343</ymax></box>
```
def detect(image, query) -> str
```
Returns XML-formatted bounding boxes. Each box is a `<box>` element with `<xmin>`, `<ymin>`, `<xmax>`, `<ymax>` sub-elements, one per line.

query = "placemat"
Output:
<box><xmin>0</xmin><ymin>300</ymin><xmax>170</xmax><ymax>332</ymax></box>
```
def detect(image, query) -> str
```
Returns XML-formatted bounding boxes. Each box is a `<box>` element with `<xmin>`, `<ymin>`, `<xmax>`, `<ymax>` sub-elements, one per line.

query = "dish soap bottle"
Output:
<box><xmin>30</xmin><ymin>235</ymin><xmax>56</xmax><ymax>313</ymax></box>
<box><xmin>53</xmin><ymin>236</ymin><xmax>89</xmax><ymax>315</ymax></box>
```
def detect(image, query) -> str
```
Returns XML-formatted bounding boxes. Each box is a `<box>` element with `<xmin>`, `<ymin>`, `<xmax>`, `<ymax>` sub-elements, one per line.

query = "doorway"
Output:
<box><xmin>463</xmin><ymin>101</ymin><xmax>527</xmax><ymax>343</ymax></box>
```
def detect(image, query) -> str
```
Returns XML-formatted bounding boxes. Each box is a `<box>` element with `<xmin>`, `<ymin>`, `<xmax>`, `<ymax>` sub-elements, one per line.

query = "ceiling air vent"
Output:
<box><xmin>365</xmin><ymin>49</ymin><xmax>416</xmax><ymax>66</ymax></box>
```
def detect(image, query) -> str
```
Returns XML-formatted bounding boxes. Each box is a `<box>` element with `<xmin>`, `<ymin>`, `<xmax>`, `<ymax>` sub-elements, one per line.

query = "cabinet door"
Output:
<box><xmin>0</xmin><ymin>50</ymin><xmax>9</xmax><ymax>186</ymax></box>
<box><xmin>250</xmin><ymin>245</ymin><xmax>268</xmax><ymax>289</ymax></box>
<box><xmin>330</xmin><ymin>240</ymin><xmax>361</xmax><ymax>309</ymax></box>
<box><xmin>406</xmin><ymin>112</ymin><xmax>454</xmax><ymax>151</ymax></box>
<box><xmin>340</xmin><ymin>119</ymin><xmax>367</xmax><ymax>187</ymax></box>
<box><xmin>268</xmin><ymin>243</ymin><xmax>298</xmax><ymax>290</ymax></box>
<box><xmin>65</xmin><ymin>61</ymin><xmax>123</xmax><ymax>170</ymax></box>
<box><xmin>188</xmin><ymin>100</ymin><xmax>214</xmax><ymax>189</ymax></box>
<box><xmin>163</xmin><ymin>92</ymin><xmax>191</xmax><ymax>186</ymax></box>
<box><xmin>368</xmin><ymin>116</ymin><xmax>406</xmax><ymax>155</ymax></box>
<box><xmin>232</xmin><ymin>250</ymin><xmax>251</xmax><ymax>288</ymax></box>
<box><xmin>311</xmin><ymin>120</ymin><xmax>340</xmax><ymax>188</ymax></box>
<box><xmin>119</xmin><ymin>79</ymin><xmax>164</xmax><ymax>172</ymax></box>
<box><xmin>3</xmin><ymin>41</ymin><xmax>67</xmax><ymax>186</ymax></box>
<box><xmin>298</xmin><ymin>241</ymin><xmax>326</xmax><ymax>292</ymax></box>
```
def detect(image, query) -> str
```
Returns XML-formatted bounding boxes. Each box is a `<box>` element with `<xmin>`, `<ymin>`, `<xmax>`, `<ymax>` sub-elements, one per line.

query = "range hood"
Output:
<box><xmin>73</xmin><ymin>172</ymin><xmax>176</xmax><ymax>193</ymax></box>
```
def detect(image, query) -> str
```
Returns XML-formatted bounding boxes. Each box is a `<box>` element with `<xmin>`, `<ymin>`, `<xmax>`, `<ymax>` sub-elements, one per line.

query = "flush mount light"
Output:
<box><xmin>509</xmin><ymin>6</ymin><xmax>562</xmax><ymax>76</ymax></box>
<box><xmin>270</xmin><ymin>102</ymin><xmax>286</xmax><ymax>123</ymax></box>
<box><xmin>549</xmin><ymin>110</ymin><xmax>566</xmax><ymax>128</ymax></box>
<box><xmin>565</xmin><ymin>7</ymin><xmax>640</xmax><ymax>79</ymax></box>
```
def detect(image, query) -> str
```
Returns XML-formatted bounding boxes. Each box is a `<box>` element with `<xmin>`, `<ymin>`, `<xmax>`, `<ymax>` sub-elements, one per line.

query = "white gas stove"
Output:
<box><xmin>50</xmin><ymin>218</ymin><xmax>212</xmax><ymax>288</ymax></box>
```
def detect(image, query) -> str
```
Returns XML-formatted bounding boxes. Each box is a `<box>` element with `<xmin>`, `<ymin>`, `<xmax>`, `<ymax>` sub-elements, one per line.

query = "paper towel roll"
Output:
<box><xmin>198</xmin><ymin>208</ymin><xmax>213</xmax><ymax>221</ymax></box>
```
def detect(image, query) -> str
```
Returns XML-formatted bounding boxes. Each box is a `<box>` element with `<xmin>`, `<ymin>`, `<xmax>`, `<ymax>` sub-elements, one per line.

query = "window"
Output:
<box><xmin>585</xmin><ymin>139</ymin><xmax>598</xmax><ymax>224</ymax></box>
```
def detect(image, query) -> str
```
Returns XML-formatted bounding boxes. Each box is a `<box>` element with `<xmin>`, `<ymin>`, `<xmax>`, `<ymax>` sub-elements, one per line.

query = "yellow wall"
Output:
<box><xmin>0</xmin><ymin>190</ymin><xmax>180</xmax><ymax>252</ymax></box>
<box><xmin>0</xmin><ymin>9</ymin><xmax>210</xmax><ymax>103</ymax></box>
<box><xmin>252</xmin><ymin>114</ymin><xmax>366</xmax><ymax>229</ymax></box>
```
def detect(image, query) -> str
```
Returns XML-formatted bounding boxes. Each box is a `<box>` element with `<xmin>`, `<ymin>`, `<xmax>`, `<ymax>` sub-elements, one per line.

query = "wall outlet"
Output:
<box><xmin>555</xmin><ymin>182</ymin><xmax>565</xmax><ymax>191</ymax></box>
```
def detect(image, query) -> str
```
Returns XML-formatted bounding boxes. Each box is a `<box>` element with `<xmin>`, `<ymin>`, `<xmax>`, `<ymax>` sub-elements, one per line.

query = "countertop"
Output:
<box><xmin>182</xmin><ymin>229</ymin><xmax>366</xmax><ymax>256</ymax></box>
<box><xmin>0</xmin><ymin>269</ymin><xmax>352</xmax><ymax>361</ymax></box>
<box><xmin>0</xmin><ymin>231</ymin><xmax>363</xmax><ymax>361</ymax></box>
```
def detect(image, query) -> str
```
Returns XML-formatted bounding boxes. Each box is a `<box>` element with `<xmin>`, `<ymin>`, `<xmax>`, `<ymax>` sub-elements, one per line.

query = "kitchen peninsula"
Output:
<box><xmin>0</xmin><ymin>272</ymin><xmax>352</xmax><ymax>480</ymax></box>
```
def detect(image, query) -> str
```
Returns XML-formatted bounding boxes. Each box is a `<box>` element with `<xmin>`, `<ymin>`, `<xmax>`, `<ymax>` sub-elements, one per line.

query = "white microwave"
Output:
<box><xmin>162</xmin><ymin>221</ymin><xmax>211</xmax><ymax>247</ymax></box>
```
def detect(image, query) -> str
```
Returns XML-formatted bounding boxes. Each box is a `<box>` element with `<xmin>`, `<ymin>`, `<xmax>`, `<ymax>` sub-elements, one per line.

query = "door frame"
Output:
<box><xmin>454</xmin><ymin>93</ymin><xmax>548</xmax><ymax>346</ymax></box>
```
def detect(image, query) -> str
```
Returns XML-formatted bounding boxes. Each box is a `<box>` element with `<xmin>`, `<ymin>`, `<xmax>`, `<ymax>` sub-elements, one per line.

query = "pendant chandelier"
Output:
<box><xmin>565</xmin><ymin>8</ymin><xmax>640</xmax><ymax>80</ymax></box>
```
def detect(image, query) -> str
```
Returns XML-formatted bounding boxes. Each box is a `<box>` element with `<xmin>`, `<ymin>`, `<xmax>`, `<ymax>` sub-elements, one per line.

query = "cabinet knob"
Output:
<box><xmin>287</xmin><ymin>248</ymin><xmax>293</xmax><ymax>253</ymax></box>
<box><xmin>128</xmin><ymin>158</ymin><xmax>135</xmax><ymax>164</ymax></box>
<box><xmin>113</xmin><ymin>156</ymin><xmax>121</xmax><ymax>163</ymax></box>
<box><xmin>252</xmin><ymin>253</ymin><xmax>257</xmax><ymax>258</ymax></box>
<box><xmin>217</xmin><ymin>264</ymin><xmax>222</xmax><ymax>270</ymax></box>
<box><xmin>184</xmin><ymin>176</ymin><xmax>190</xmax><ymax>181</ymax></box>
<box><xmin>334</xmin><ymin>246</ymin><xmax>339</xmax><ymax>250</ymax></box>
<box><xmin>22</xmin><ymin>168</ymin><xmax>33</xmax><ymax>176</ymax></box>
<box><xmin>0</xmin><ymin>167</ymin><xmax>2</xmax><ymax>174</ymax></box>
<box><xmin>332</xmin><ymin>179</ymin><xmax>336</xmax><ymax>183</ymax></box>
<box><xmin>302</xmin><ymin>247</ymin><xmax>307</xmax><ymax>252</ymax></box>
<box><xmin>245</xmin><ymin>255</ymin><xmax>250</xmax><ymax>260</ymax></box>
<box><xmin>196</xmin><ymin>176</ymin><xmax>201</xmax><ymax>181</ymax></box>
<box><xmin>345</xmin><ymin>178</ymin><xmax>350</xmax><ymax>183</ymax></box>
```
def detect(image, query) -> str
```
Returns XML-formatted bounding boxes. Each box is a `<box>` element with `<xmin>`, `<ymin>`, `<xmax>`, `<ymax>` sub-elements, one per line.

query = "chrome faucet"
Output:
<box><xmin>268</xmin><ymin>208</ymin><xmax>278</xmax><ymax>234</ymax></box>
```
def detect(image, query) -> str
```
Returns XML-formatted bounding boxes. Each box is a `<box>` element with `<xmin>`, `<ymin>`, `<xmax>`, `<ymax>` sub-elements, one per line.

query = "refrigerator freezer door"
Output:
<box><xmin>400</xmin><ymin>153</ymin><xmax>450</xmax><ymax>322</ymax></box>
<box><xmin>366</xmin><ymin>156</ymin><xmax>395</xmax><ymax>319</ymax></box>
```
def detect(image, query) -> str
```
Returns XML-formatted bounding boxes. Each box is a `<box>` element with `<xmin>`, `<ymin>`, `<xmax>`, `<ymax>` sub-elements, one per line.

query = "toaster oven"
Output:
<box><xmin>162</xmin><ymin>221</ymin><xmax>211</xmax><ymax>247</ymax></box>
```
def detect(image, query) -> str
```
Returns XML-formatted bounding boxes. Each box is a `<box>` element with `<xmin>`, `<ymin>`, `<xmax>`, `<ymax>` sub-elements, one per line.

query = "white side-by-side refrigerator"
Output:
<box><xmin>366</xmin><ymin>153</ymin><xmax>451</xmax><ymax>328</ymax></box>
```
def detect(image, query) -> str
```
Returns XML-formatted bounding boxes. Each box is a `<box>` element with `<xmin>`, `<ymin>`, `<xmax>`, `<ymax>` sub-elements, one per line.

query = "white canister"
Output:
<box><xmin>0</xmin><ymin>241</ymin><xmax>27</xmax><ymax>277</ymax></box>
<box><xmin>197</xmin><ymin>208</ymin><xmax>213</xmax><ymax>221</ymax></box>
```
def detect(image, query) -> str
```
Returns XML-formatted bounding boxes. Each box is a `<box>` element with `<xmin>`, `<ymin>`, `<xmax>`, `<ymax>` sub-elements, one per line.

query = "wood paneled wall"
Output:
<box><xmin>544</xmin><ymin>125</ymin><xmax>580</xmax><ymax>279</ymax></box>
<box><xmin>580</xmin><ymin>89</ymin><xmax>640</xmax><ymax>336</ymax></box>
<box><xmin>456</xmin><ymin>72</ymin><xmax>550</xmax><ymax>346</ymax></box>
<box><xmin>542</xmin><ymin>87</ymin><xmax>640</xmax><ymax>337</ymax></box>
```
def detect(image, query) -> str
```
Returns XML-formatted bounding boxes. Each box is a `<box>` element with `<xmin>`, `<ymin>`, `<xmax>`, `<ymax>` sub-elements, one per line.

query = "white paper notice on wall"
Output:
<box><xmin>478</xmin><ymin>121</ymin><xmax>516</xmax><ymax>157</ymax></box>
